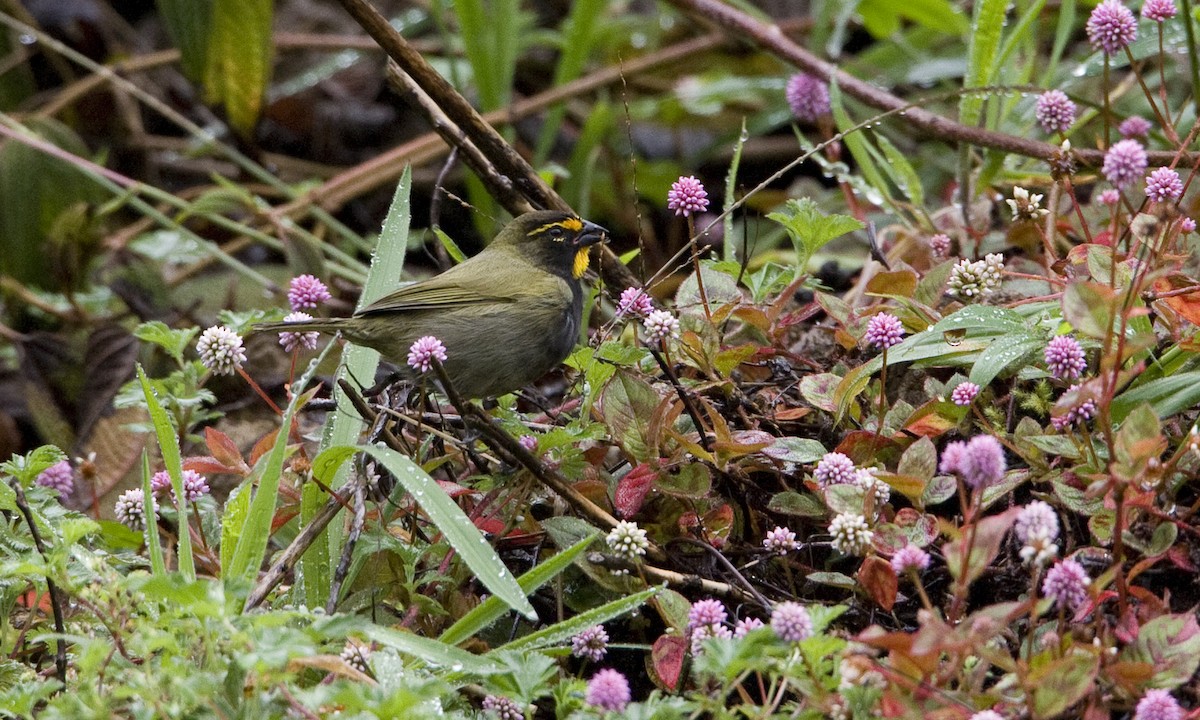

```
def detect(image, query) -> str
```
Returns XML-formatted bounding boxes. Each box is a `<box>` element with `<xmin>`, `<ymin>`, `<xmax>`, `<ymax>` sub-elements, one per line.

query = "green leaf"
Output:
<box><xmin>0</xmin><ymin>445</ymin><xmax>66</xmax><ymax>486</ymax></box>
<box><xmin>439</xmin><ymin>531</ymin><xmax>598</xmax><ymax>645</ymax></box>
<box><xmin>1029</xmin><ymin>648</ymin><xmax>1099</xmax><ymax>718</ymax></box>
<box><xmin>302</xmin><ymin>167</ymin><xmax>412</xmax><ymax>609</ymax></box>
<box><xmin>137</xmin><ymin>364</ymin><xmax>195</xmax><ymax>581</ymax></box>
<box><xmin>365</xmin><ymin>625</ymin><xmax>501</xmax><ymax>676</ymax></box>
<box><xmin>829</xmin><ymin>81</ymin><xmax>893</xmax><ymax>211</ymax></box>
<box><xmin>202</xmin><ymin>0</ymin><xmax>273</xmax><ymax>133</ymax></box>
<box><xmin>313</xmin><ymin>444</ymin><xmax>536</xmax><ymax>620</ymax></box>
<box><xmin>1110</xmin><ymin>371</ymin><xmax>1200</xmax><ymax>422</ymax></box>
<box><xmin>1113</xmin><ymin>403</ymin><xmax>1165</xmax><ymax>481</ymax></box>
<box><xmin>875</xmin><ymin>133</ymin><xmax>925</xmax><ymax>206</ymax></box>
<box><xmin>599</xmin><ymin>370</ymin><xmax>661</xmax><ymax>462</ymax></box>
<box><xmin>155</xmin><ymin>0</ymin><xmax>213</xmax><ymax>80</ymax></box>
<box><xmin>960</xmin><ymin>0</ymin><xmax>1008</xmax><ymax>128</ymax></box>
<box><xmin>763</xmin><ymin>437</ymin><xmax>827</xmax><ymax>465</ymax></box>
<box><xmin>431</xmin><ymin>227</ymin><xmax>466</xmax><ymax>264</ymax></box>
<box><xmin>0</xmin><ymin>480</ymin><xmax>14</xmax><ymax>511</ymax></box>
<box><xmin>767</xmin><ymin>198</ymin><xmax>865</xmax><ymax>278</ymax></box>
<box><xmin>767</xmin><ymin>491</ymin><xmax>826</xmax><ymax>517</ymax></box>
<box><xmin>897</xmin><ymin>437</ymin><xmax>937</xmax><ymax>482</ymax></box>
<box><xmin>226</xmin><ymin>340</ymin><xmax>336</xmax><ymax>602</ymax></box>
<box><xmin>220</xmin><ymin>480</ymin><xmax>249</xmax><ymax>577</ymax></box>
<box><xmin>496</xmin><ymin>587</ymin><xmax>658</xmax><ymax>653</ymax></box>
<box><xmin>134</xmin><ymin>321</ymin><xmax>199</xmax><ymax>365</ymax></box>
<box><xmin>0</xmin><ymin>119</ymin><xmax>106</xmax><ymax>289</ymax></box>
<box><xmin>967</xmin><ymin>332</ymin><xmax>1044</xmax><ymax>388</ymax></box>
<box><xmin>533</xmin><ymin>0</ymin><xmax>606</xmax><ymax>162</ymax></box>
<box><xmin>140</xmin><ymin>451</ymin><xmax>166</xmax><ymax>576</ymax></box>
<box><xmin>1061</xmin><ymin>281</ymin><xmax>1117</xmax><ymax>339</ymax></box>
<box><xmin>1120</xmin><ymin>612</ymin><xmax>1200</xmax><ymax>687</ymax></box>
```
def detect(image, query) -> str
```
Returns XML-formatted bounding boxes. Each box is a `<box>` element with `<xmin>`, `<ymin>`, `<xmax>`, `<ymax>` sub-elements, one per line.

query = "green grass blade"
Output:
<box><xmin>136</xmin><ymin>364</ymin><xmax>194</xmax><ymax>581</ymax></box>
<box><xmin>203</xmin><ymin>0</ymin><xmax>273</xmax><ymax>133</ymax></box>
<box><xmin>300</xmin><ymin>166</ymin><xmax>412</xmax><ymax>609</ymax></box>
<box><xmin>226</xmin><ymin>338</ymin><xmax>337</xmax><ymax>602</ymax></box>
<box><xmin>140</xmin><ymin>450</ymin><xmax>166</xmax><ymax>577</ymax></box>
<box><xmin>312</xmin><ymin>444</ymin><xmax>536</xmax><ymax>620</ymax></box>
<box><xmin>959</xmin><ymin>0</ymin><xmax>1008</xmax><ymax>128</ymax></box>
<box><xmin>364</xmin><ymin>625</ymin><xmax>501</xmax><ymax>676</ymax></box>
<box><xmin>495</xmin><ymin>587</ymin><xmax>659</xmax><ymax>653</ymax></box>
<box><xmin>439</xmin><ymin>531</ymin><xmax>599</xmax><ymax>645</ymax></box>
<box><xmin>723</xmin><ymin>120</ymin><xmax>747</xmax><ymax>262</ymax></box>
<box><xmin>829</xmin><ymin>80</ymin><xmax>894</xmax><ymax>208</ymax></box>
<box><xmin>534</xmin><ymin>0</ymin><xmax>606</xmax><ymax>162</ymax></box>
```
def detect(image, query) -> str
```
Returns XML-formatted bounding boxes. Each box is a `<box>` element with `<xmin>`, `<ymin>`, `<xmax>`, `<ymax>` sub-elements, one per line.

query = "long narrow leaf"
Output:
<box><xmin>140</xmin><ymin>450</ymin><xmax>166</xmax><ymax>576</ymax></box>
<box><xmin>959</xmin><ymin>0</ymin><xmax>1008</xmax><ymax>128</ymax></box>
<box><xmin>829</xmin><ymin>80</ymin><xmax>894</xmax><ymax>208</ymax></box>
<box><xmin>312</xmin><ymin>444</ymin><xmax>536</xmax><ymax>620</ymax></box>
<box><xmin>136</xmin><ymin>364</ymin><xmax>194</xmax><ymax>581</ymax></box>
<box><xmin>301</xmin><ymin>166</ymin><xmax>411</xmax><ymax>609</ymax></box>
<box><xmin>202</xmin><ymin>0</ymin><xmax>273</xmax><ymax>133</ymax></box>
<box><xmin>364</xmin><ymin>626</ymin><xmax>501</xmax><ymax>677</ymax></box>
<box><xmin>495</xmin><ymin>587</ymin><xmax>659</xmax><ymax>653</ymax></box>
<box><xmin>534</xmin><ymin>0</ymin><xmax>606</xmax><ymax>162</ymax></box>
<box><xmin>440</xmin><ymin>532</ymin><xmax>599</xmax><ymax>645</ymax></box>
<box><xmin>226</xmin><ymin>338</ymin><xmax>336</xmax><ymax>600</ymax></box>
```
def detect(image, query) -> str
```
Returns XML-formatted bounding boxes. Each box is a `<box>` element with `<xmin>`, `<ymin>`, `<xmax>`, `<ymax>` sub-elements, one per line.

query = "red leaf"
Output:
<box><xmin>857</xmin><ymin>556</ymin><xmax>898</xmax><ymax>611</ymax></box>
<box><xmin>205</xmin><ymin>427</ymin><xmax>246</xmax><ymax>471</ymax></box>
<box><xmin>614</xmin><ymin>463</ymin><xmax>657</xmax><ymax>519</ymax></box>
<box><xmin>435</xmin><ymin>480</ymin><xmax>476</xmax><ymax>499</ymax></box>
<box><xmin>1153</xmin><ymin>275</ymin><xmax>1200</xmax><ymax>326</ymax></box>
<box><xmin>250</xmin><ymin>428</ymin><xmax>279</xmax><ymax>466</ymax></box>
<box><xmin>184</xmin><ymin>456</ymin><xmax>240</xmax><ymax>476</ymax></box>
<box><xmin>649</xmin><ymin>634</ymin><xmax>686</xmax><ymax>691</ymax></box>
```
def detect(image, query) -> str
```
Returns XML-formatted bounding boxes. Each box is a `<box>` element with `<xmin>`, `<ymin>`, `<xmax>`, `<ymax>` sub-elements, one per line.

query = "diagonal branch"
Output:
<box><xmin>333</xmin><ymin>0</ymin><xmax>642</xmax><ymax>293</ymax></box>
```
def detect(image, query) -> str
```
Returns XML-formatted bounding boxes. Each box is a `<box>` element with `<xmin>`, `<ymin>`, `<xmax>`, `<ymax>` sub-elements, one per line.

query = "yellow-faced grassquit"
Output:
<box><xmin>257</xmin><ymin>210</ymin><xmax>608</xmax><ymax>398</ymax></box>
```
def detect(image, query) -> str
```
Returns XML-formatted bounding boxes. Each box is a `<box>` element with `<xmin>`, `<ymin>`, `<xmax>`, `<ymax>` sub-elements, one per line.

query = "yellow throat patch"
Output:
<box><xmin>573</xmin><ymin>246</ymin><xmax>592</xmax><ymax>279</ymax></box>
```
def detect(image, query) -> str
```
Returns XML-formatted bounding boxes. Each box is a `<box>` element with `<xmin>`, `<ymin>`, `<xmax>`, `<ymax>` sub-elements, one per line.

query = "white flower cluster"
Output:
<box><xmin>606</xmin><ymin>521</ymin><xmax>649</xmax><ymax>575</ymax></box>
<box><xmin>947</xmin><ymin>253</ymin><xmax>1005</xmax><ymax>297</ymax></box>
<box><xmin>1015</xmin><ymin>500</ymin><xmax>1060</xmax><ymax>566</ymax></box>
<box><xmin>829</xmin><ymin>513</ymin><xmax>873</xmax><ymax>556</ymax></box>
<box><xmin>855</xmin><ymin>467</ymin><xmax>891</xmax><ymax>507</ymax></box>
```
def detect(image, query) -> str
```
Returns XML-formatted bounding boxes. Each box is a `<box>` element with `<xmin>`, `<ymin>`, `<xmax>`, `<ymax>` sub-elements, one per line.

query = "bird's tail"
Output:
<box><xmin>253</xmin><ymin>317</ymin><xmax>346</xmax><ymax>335</ymax></box>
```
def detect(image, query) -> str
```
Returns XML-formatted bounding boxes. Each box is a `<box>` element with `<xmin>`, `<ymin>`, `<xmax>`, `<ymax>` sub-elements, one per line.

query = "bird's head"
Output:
<box><xmin>498</xmin><ymin>210</ymin><xmax>609</xmax><ymax>279</ymax></box>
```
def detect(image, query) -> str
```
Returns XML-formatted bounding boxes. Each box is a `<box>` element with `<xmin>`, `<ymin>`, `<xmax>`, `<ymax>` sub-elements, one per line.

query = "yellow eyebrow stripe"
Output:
<box><xmin>532</xmin><ymin>217</ymin><xmax>583</xmax><ymax>238</ymax></box>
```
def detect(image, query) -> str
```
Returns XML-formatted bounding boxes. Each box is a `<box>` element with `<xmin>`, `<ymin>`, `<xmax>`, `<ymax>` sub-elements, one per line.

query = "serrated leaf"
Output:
<box><xmin>766</xmin><ymin>197</ymin><xmax>865</xmax><ymax>277</ymax></box>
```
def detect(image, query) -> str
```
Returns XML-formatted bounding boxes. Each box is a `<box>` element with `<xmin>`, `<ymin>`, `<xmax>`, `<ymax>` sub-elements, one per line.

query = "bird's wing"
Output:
<box><xmin>356</xmin><ymin>260</ymin><xmax>521</xmax><ymax>315</ymax></box>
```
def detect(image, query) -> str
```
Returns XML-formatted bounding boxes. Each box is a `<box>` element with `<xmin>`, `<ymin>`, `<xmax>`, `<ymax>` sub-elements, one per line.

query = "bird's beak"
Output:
<box><xmin>574</xmin><ymin>220</ymin><xmax>609</xmax><ymax>247</ymax></box>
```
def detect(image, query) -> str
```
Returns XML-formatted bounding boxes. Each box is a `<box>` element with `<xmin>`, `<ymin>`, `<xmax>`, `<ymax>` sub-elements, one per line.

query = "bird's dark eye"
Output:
<box><xmin>550</xmin><ymin>227</ymin><xmax>564</xmax><ymax>239</ymax></box>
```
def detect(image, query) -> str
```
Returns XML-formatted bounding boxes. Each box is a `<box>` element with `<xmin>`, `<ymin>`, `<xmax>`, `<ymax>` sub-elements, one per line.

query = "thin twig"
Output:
<box><xmin>660</xmin><ymin>0</ymin><xmax>1196</xmax><ymax>168</ymax></box>
<box><xmin>245</xmin><ymin>481</ymin><xmax>361</xmax><ymax>611</ymax></box>
<box><xmin>12</xmin><ymin>482</ymin><xmax>67</xmax><ymax>685</ymax></box>
<box><xmin>649</xmin><ymin>346</ymin><xmax>712</xmax><ymax>453</ymax></box>
<box><xmin>331</xmin><ymin>0</ymin><xmax>642</xmax><ymax>295</ymax></box>
<box><xmin>326</xmin><ymin>481</ymin><xmax>367</xmax><ymax>613</ymax></box>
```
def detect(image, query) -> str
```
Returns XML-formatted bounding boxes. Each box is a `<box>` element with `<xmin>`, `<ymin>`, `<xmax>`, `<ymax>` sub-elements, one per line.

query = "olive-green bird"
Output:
<box><xmin>257</xmin><ymin>210</ymin><xmax>608</xmax><ymax>398</ymax></box>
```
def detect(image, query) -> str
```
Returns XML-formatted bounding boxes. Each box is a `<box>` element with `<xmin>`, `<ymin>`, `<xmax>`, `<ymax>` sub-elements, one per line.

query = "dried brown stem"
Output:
<box><xmin>331</xmin><ymin>0</ymin><xmax>641</xmax><ymax>292</ymax></box>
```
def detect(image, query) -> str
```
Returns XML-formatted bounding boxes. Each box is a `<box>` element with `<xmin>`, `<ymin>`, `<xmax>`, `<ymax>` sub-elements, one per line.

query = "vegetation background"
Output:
<box><xmin>1</xmin><ymin>0</ymin><xmax>1199</xmax><ymax>717</ymax></box>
